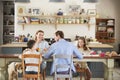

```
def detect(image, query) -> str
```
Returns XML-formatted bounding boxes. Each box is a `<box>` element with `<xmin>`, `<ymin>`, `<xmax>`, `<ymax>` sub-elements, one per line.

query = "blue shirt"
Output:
<box><xmin>35</xmin><ymin>40</ymin><xmax>49</xmax><ymax>54</ymax></box>
<box><xmin>38</xmin><ymin>40</ymin><xmax>49</xmax><ymax>50</ymax></box>
<box><xmin>44</xmin><ymin>39</ymin><xmax>83</xmax><ymax>75</ymax></box>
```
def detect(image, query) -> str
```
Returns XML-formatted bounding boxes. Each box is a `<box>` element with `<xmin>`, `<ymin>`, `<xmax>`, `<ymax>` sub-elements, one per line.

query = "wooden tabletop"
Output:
<box><xmin>0</xmin><ymin>54</ymin><xmax>120</xmax><ymax>59</ymax></box>
<box><xmin>0</xmin><ymin>43</ymin><xmax>27</xmax><ymax>47</ymax></box>
<box><xmin>0</xmin><ymin>54</ymin><xmax>20</xmax><ymax>58</ymax></box>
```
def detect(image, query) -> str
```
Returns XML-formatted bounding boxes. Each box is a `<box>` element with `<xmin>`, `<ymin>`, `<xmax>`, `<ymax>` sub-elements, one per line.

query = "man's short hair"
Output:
<box><xmin>55</xmin><ymin>30</ymin><xmax>64</xmax><ymax>38</ymax></box>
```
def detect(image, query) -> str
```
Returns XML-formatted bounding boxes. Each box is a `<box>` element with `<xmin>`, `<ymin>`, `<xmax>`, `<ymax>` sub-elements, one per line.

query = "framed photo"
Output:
<box><xmin>107</xmin><ymin>28</ymin><xmax>114</xmax><ymax>33</ymax></box>
<box><xmin>87</xmin><ymin>9</ymin><xmax>96</xmax><ymax>15</ymax></box>
<box><xmin>98</xmin><ymin>27</ymin><xmax>106</xmax><ymax>32</ymax></box>
<box><xmin>32</xmin><ymin>8</ymin><xmax>40</xmax><ymax>15</ymax></box>
<box><xmin>69</xmin><ymin>5</ymin><xmax>80</xmax><ymax>13</ymax></box>
<box><xmin>17</xmin><ymin>6</ymin><xmax>25</xmax><ymax>15</ymax></box>
<box><xmin>26</xmin><ymin>7</ymin><xmax>41</xmax><ymax>15</ymax></box>
<box><xmin>26</xmin><ymin>7</ymin><xmax>32</xmax><ymax>15</ymax></box>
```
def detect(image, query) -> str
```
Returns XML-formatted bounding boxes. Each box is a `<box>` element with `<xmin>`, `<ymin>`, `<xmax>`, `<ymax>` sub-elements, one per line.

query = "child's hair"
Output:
<box><xmin>27</xmin><ymin>40</ymin><xmax>36</xmax><ymax>49</ymax></box>
<box><xmin>77</xmin><ymin>37</ymin><xmax>88</xmax><ymax>50</ymax></box>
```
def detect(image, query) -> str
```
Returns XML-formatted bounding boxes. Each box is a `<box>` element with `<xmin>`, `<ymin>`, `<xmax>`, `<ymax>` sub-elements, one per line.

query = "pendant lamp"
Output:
<box><xmin>49</xmin><ymin>0</ymin><xmax>65</xmax><ymax>2</ymax></box>
<box><xmin>83</xmin><ymin>0</ymin><xmax>98</xmax><ymax>3</ymax></box>
<box><xmin>15</xmin><ymin>0</ymin><xmax>30</xmax><ymax>3</ymax></box>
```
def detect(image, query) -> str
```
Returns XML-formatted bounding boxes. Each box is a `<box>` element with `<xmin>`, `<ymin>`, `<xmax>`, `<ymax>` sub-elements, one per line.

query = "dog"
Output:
<box><xmin>8</xmin><ymin>62</ymin><xmax>22</xmax><ymax>80</ymax></box>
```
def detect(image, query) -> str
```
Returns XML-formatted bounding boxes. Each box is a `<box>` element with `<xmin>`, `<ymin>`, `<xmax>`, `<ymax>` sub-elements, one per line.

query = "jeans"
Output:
<box><xmin>25</xmin><ymin>71</ymin><xmax>37</xmax><ymax>74</ymax></box>
<box><xmin>40</xmin><ymin>61</ymin><xmax>47</xmax><ymax>73</ymax></box>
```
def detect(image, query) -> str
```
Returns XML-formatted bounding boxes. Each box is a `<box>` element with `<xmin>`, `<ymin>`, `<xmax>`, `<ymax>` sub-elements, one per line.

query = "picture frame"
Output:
<box><xmin>98</xmin><ymin>27</ymin><xmax>106</xmax><ymax>32</ymax></box>
<box><xmin>26</xmin><ymin>7</ymin><xmax>32</xmax><ymax>15</ymax></box>
<box><xmin>87</xmin><ymin>9</ymin><xmax>96</xmax><ymax>15</ymax></box>
<box><xmin>17</xmin><ymin>6</ymin><xmax>25</xmax><ymax>15</ymax></box>
<box><xmin>26</xmin><ymin>7</ymin><xmax>41</xmax><ymax>15</ymax></box>
<box><xmin>107</xmin><ymin>28</ymin><xmax>114</xmax><ymax>33</ymax></box>
<box><xmin>32</xmin><ymin>8</ymin><xmax>40</xmax><ymax>15</ymax></box>
<box><xmin>69</xmin><ymin>5</ymin><xmax>80</xmax><ymax>13</ymax></box>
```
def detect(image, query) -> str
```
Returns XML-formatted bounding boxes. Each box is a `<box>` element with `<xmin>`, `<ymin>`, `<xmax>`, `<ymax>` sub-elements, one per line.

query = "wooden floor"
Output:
<box><xmin>18</xmin><ymin>67</ymin><xmax>120</xmax><ymax>80</ymax></box>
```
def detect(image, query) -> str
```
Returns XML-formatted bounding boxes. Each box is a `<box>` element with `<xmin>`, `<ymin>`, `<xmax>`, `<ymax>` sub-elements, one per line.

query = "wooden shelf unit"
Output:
<box><xmin>17</xmin><ymin>15</ymin><xmax>96</xmax><ymax>30</ymax></box>
<box><xmin>3</xmin><ymin>0</ymin><xmax>14</xmax><ymax>44</ymax></box>
<box><xmin>96</xmin><ymin>18</ymin><xmax>115</xmax><ymax>43</ymax></box>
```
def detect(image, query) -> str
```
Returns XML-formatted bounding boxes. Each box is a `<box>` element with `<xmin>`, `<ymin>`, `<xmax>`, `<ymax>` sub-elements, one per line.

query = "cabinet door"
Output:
<box><xmin>3</xmin><ymin>1</ymin><xmax>14</xmax><ymax>44</ymax></box>
<box><xmin>0</xmin><ymin>1</ymin><xmax>3</xmax><ymax>44</ymax></box>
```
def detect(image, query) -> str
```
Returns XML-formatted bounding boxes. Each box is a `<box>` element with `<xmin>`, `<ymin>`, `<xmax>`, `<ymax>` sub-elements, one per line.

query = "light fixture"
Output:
<box><xmin>15</xmin><ymin>0</ymin><xmax>30</xmax><ymax>3</ymax></box>
<box><xmin>83</xmin><ymin>0</ymin><xmax>98</xmax><ymax>3</ymax></box>
<box><xmin>49</xmin><ymin>0</ymin><xmax>65</xmax><ymax>2</ymax></box>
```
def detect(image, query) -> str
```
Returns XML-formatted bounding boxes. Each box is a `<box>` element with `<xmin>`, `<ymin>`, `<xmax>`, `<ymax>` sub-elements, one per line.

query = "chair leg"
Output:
<box><xmin>54</xmin><ymin>74</ymin><xmax>57</xmax><ymax>80</ymax></box>
<box><xmin>40</xmin><ymin>76</ymin><xmax>42</xmax><ymax>80</ymax></box>
<box><xmin>80</xmin><ymin>73</ymin><xmax>82</xmax><ymax>80</ymax></box>
<box><xmin>65</xmin><ymin>78</ymin><xmax>69</xmax><ymax>80</ymax></box>
<box><xmin>55</xmin><ymin>76</ymin><xmax>56</xmax><ymax>80</ymax></box>
<box><xmin>85</xmin><ymin>68</ymin><xmax>91</xmax><ymax>80</ymax></box>
<box><xmin>43</xmin><ymin>69</ymin><xmax>46</xmax><ymax>80</ymax></box>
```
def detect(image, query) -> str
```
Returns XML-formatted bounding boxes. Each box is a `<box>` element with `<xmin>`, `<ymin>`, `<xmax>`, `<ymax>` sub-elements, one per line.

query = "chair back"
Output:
<box><xmin>53</xmin><ymin>54</ymin><xmax>73</xmax><ymax>80</ymax></box>
<box><xmin>22</xmin><ymin>54</ymin><xmax>42</xmax><ymax>79</ymax></box>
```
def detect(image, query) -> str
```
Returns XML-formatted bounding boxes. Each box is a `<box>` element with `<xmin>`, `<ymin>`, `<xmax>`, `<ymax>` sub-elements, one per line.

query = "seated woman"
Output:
<box><xmin>75</xmin><ymin>37</ymin><xmax>92</xmax><ymax>80</ymax></box>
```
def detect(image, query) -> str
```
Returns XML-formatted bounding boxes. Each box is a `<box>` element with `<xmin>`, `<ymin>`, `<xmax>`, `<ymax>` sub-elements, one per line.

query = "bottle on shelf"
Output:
<box><xmin>57</xmin><ymin>8</ymin><xmax>63</xmax><ymax>16</ymax></box>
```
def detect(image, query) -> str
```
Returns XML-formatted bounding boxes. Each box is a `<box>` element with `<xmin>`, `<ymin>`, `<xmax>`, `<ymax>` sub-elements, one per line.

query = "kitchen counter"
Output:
<box><xmin>0</xmin><ymin>42</ymin><xmax>113</xmax><ymax>54</ymax></box>
<box><xmin>88</xmin><ymin>44</ymin><xmax>113</xmax><ymax>48</ymax></box>
<box><xmin>0</xmin><ymin>43</ymin><xmax>27</xmax><ymax>47</ymax></box>
<box><xmin>0</xmin><ymin>43</ymin><xmax>113</xmax><ymax>48</ymax></box>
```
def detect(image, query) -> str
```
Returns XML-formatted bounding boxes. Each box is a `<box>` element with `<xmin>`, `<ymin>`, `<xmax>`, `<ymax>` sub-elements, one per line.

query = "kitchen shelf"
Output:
<box><xmin>4</xmin><ymin>15</ymin><xmax>14</xmax><ymax>17</ymax></box>
<box><xmin>3</xmin><ymin>35</ymin><xmax>14</xmax><ymax>37</ymax></box>
<box><xmin>4</xmin><ymin>25</ymin><xmax>14</xmax><ymax>27</ymax></box>
<box><xmin>3</xmin><ymin>0</ymin><xmax>14</xmax><ymax>44</ymax></box>
<box><xmin>96</xmin><ymin>25</ymin><xmax>114</xmax><ymax>27</ymax></box>
<box><xmin>96</xmin><ymin>18</ymin><xmax>115</xmax><ymax>43</ymax></box>
<box><xmin>17</xmin><ymin>15</ymin><xmax>95</xmax><ymax>30</ymax></box>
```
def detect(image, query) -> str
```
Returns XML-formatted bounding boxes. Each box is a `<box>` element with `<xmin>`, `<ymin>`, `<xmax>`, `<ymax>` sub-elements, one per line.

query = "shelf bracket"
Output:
<box><xmin>22</xmin><ymin>24</ymin><xmax>24</xmax><ymax>30</ymax></box>
<box><xmin>88</xmin><ymin>24</ymin><xmax>90</xmax><ymax>31</ymax></box>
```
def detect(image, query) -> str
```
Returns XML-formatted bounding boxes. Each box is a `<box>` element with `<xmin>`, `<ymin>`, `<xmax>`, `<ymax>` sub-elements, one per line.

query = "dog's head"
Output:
<box><xmin>15</xmin><ymin>63</ymin><xmax>23</xmax><ymax>73</ymax></box>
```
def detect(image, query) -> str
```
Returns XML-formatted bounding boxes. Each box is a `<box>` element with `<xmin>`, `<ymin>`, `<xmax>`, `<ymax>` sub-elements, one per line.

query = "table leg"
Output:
<box><xmin>105</xmin><ymin>59</ymin><xmax>114</xmax><ymax>80</ymax></box>
<box><xmin>0</xmin><ymin>58</ymin><xmax>6</xmax><ymax>80</ymax></box>
<box><xmin>107</xmin><ymin>68</ymin><xmax>113</xmax><ymax>80</ymax></box>
<box><xmin>104</xmin><ymin>65</ymin><xmax>108</xmax><ymax>80</ymax></box>
<box><xmin>0</xmin><ymin>67</ymin><xmax>6</xmax><ymax>80</ymax></box>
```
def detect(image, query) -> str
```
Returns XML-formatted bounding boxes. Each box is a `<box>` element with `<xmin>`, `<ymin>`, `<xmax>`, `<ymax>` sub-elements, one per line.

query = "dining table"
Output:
<box><xmin>0</xmin><ymin>54</ymin><xmax>120</xmax><ymax>80</ymax></box>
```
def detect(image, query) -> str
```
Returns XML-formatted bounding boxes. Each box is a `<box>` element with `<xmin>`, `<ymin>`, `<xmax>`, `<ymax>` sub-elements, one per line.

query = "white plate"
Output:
<box><xmin>83</xmin><ymin>55</ymin><xmax>99</xmax><ymax>57</ymax></box>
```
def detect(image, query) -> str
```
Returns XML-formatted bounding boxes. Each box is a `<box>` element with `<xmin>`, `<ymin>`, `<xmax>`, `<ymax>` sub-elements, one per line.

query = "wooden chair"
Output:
<box><xmin>53</xmin><ymin>54</ymin><xmax>73</xmax><ymax>80</ymax></box>
<box><xmin>22</xmin><ymin>54</ymin><xmax>42</xmax><ymax>80</ymax></box>
<box><xmin>75</xmin><ymin>63</ymin><xmax>87</xmax><ymax>80</ymax></box>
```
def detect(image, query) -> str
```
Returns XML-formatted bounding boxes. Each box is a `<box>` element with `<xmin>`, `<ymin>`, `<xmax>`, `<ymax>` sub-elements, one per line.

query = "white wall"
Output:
<box><xmin>96</xmin><ymin>0</ymin><xmax>120</xmax><ymax>51</ymax></box>
<box><xmin>15</xmin><ymin>0</ymin><xmax>120</xmax><ymax>51</ymax></box>
<box><xmin>112</xmin><ymin>0</ymin><xmax>120</xmax><ymax>52</ymax></box>
<box><xmin>15</xmin><ymin>0</ymin><xmax>96</xmax><ymax>40</ymax></box>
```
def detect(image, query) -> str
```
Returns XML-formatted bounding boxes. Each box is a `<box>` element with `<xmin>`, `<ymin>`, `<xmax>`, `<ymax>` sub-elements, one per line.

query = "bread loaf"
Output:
<box><xmin>111</xmin><ymin>51</ymin><xmax>118</xmax><ymax>56</ymax></box>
